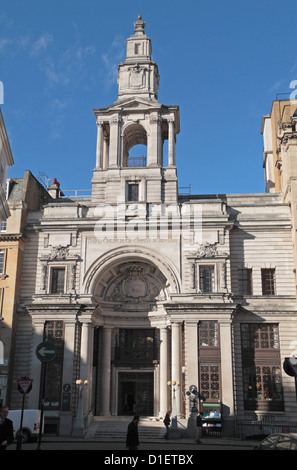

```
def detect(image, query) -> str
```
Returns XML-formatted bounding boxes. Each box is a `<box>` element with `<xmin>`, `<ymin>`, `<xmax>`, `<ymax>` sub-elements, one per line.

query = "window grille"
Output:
<box><xmin>239</xmin><ymin>268</ymin><xmax>253</xmax><ymax>295</ymax></box>
<box><xmin>261</xmin><ymin>268</ymin><xmax>275</xmax><ymax>295</ymax></box>
<box><xmin>199</xmin><ymin>266</ymin><xmax>214</xmax><ymax>293</ymax></box>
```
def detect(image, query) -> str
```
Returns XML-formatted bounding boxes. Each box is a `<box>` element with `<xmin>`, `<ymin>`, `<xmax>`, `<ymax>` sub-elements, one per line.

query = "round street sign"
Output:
<box><xmin>36</xmin><ymin>341</ymin><xmax>56</xmax><ymax>363</ymax></box>
<box><xmin>284</xmin><ymin>357</ymin><xmax>297</xmax><ymax>377</ymax></box>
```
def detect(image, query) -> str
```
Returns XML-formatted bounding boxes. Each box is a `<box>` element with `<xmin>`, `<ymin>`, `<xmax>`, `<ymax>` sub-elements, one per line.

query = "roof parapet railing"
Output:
<box><xmin>61</xmin><ymin>189</ymin><xmax>92</xmax><ymax>198</ymax></box>
<box><xmin>178</xmin><ymin>185</ymin><xmax>191</xmax><ymax>196</ymax></box>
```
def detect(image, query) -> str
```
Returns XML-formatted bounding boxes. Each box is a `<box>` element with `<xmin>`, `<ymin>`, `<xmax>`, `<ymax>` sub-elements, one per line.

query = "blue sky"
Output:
<box><xmin>1</xmin><ymin>0</ymin><xmax>297</xmax><ymax>195</ymax></box>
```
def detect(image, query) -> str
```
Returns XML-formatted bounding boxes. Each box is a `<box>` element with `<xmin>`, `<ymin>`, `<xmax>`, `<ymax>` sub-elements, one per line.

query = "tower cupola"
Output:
<box><xmin>92</xmin><ymin>16</ymin><xmax>179</xmax><ymax>206</ymax></box>
<box><xmin>117</xmin><ymin>15</ymin><xmax>159</xmax><ymax>100</ymax></box>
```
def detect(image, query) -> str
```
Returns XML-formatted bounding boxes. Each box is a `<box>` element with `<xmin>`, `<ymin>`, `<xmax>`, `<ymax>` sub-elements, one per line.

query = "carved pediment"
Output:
<box><xmin>103</xmin><ymin>97</ymin><xmax>163</xmax><ymax>112</ymax></box>
<box><xmin>188</xmin><ymin>242</ymin><xmax>228</xmax><ymax>259</ymax></box>
<box><xmin>41</xmin><ymin>245</ymin><xmax>80</xmax><ymax>261</ymax></box>
<box><xmin>48</xmin><ymin>245</ymin><xmax>69</xmax><ymax>260</ymax></box>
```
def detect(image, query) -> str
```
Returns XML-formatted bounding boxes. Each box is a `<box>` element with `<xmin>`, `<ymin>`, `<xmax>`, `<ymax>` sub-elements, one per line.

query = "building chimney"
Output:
<box><xmin>48</xmin><ymin>178</ymin><xmax>63</xmax><ymax>198</ymax></box>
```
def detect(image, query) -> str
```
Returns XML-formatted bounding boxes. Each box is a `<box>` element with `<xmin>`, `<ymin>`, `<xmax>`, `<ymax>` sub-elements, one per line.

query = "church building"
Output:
<box><xmin>8</xmin><ymin>16</ymin><xmax>297</xmax><ymax>437</ymax></box>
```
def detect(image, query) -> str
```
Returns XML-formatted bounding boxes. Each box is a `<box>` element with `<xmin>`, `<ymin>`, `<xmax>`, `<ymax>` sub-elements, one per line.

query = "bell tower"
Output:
<box><xmin>91</xmin><ymin>15</ymin><xmax>180</xmax><ymax>205</ymax></box>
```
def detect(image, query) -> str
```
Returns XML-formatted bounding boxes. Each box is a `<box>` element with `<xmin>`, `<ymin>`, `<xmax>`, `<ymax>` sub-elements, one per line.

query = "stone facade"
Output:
<box><xmin>7</xmin><ymin>17</ymin><xmax>297</xmax><ymax>437</ymax></box>
<box><xmin>0</xmin><ymin>109</ymin><xmax>14</xmax><ymax>225</ymax></box>
<box><xmin>0</xmin><ymin>171</ymin><xmax>51</xmax><ymax>406</ymax></box>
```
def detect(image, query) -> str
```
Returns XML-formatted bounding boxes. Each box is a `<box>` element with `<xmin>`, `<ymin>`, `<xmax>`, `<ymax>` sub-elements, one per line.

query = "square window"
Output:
<box><xmin>239</xmin><ymin>268</ymin><xmax>253</xmax><ymax>295</ymax></box>
<box><xmin>128</xmin><ymin>183</ymin><xmax>139</xmax><ymax>202</ymax></box>
<box><xmin>199</xmin><ymin>321</ymin><xmax>219</xmax><ymax>347</ymax></box>
<box><xmin>50</xmin><ymin>268</ymin><xmax>65</xmax><ymax>294</ymax></box>
<box><xmin>1</xmin><ymin>219</ymin><xmax>7</xmax><ymax>232</ymax></box>
<box><xmin>261</xmin><ymin>268</ymin><xmax>275</xmax><ymax>295</ymax></box>
<box><xmin>199</xmin><ymin>266</ymin><xmax>214</xmax><ymax>293</ymax></box>
<box><xmin>0</xmin><ymin>252</ymin><xmax>4</xmax><ymax>274</ymax></box>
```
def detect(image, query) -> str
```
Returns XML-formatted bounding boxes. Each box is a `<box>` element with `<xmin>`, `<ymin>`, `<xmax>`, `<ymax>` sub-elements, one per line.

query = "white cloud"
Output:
<box><xmin>30</xmin><ymin>33</ymin><xmax>53</xmax><ymax>57</ymax></box>
<box><xmin>268</xmin><ymin>79</ymin><xmax>286</xmax><ymax>94</ymax></box>
<box><xmin>0</xmin><ymin>38</ymin><xmax>12</xmax><ymax>54</ymax></box>
<box><xmin>101</xmin><ymin>34</ymin><xmax>125</xmax><ymax>86</ymax></box>
<box><xmin>41</xmin><ymin>43</ymin><xmax>96</xmax><ymax>88</ymax></box>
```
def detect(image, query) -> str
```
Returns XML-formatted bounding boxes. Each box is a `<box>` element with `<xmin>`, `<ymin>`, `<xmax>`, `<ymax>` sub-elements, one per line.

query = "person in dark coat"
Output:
<box><xmin>195</xmin><ymin>412</ymin><xmax>203</xmax><ymax>444</ymax></box>
<box><xmin>126</xmin><ymin>415</ymin><xmax>140</xmax><ymax>450</ymax></box>
<box><xmin>163</xmin><ymin>410</ymin><xmax>171</xmax><ymax>439</ymax></box>
<box><xmin>0</xmin><ymin>406</ymin><xmax>14</xmax><ymax>450</ymax></box>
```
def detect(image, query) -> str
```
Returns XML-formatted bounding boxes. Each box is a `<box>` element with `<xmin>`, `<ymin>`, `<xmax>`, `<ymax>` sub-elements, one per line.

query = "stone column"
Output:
<box><xmin>171</xmin><ymin>322</ymin><xmax>181</xmax><ymax>418</ymax></box>
<box><xmin>148</xmin><ymin>115</ymin><xmax>161</xmax><ymax>166</ymax></box>
<box><xmin>100</xmin><ymin>327</ymin><xmax>112</xmax><ymax>415</ymax></box>
<box><xmin>96</xmin><ymin>120</ymin><xmax>104</xmax><ymax>168</ymax></box>
<box><xmin>103</xmin><ymin>136</ymin><xmax>109</xmax><ymax>169</ymax></box>
<box><xmin>159</xmin><ymin>327</ymin><xmax>168</xmax><ymax>417</ymax></box>
<box><xmin>184</xmin><ymin>322</ymin><xmax>199</xmax><ymax>414</ymax></box>
<box><xmin>168</xmin><ymin>118</ymin><xmax>176</xmax><ymax>166</ymax></box>
<box><xmin>60</xmin><ymin>321</ymin><xmax>76</xmax><ymax>436</ymax></box>
<box><xmin>220</xmin><ymin>320</ymin><xmax>234</xmax><ymax>417</ymax></box>
<box><xmin>80</xmin><ymin>321</ymin><xmax>94</xmax><ymax>417</ymax></box>
<box><xmin>109</xmin><ymin>117</ymin><xmax>120</xmax><ymax>167</ymax></box>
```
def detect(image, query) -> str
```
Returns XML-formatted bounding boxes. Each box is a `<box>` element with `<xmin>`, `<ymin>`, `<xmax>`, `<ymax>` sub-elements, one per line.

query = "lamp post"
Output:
<box><xmin>73</xmin><ymin>379</ymin><xmax>89</xmax><ymax>436</ymax></box>
<box><xmin>186</xmin><ymin>385</ymin><xmax>205</xmax><ymax>437</ymax></box>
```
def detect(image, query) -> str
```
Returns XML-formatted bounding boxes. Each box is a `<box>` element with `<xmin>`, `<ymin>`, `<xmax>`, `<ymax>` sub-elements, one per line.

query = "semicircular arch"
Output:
<box><xmin>122</xmin><ymin>122</ymin><xmax>149</xmax><ymax>153</ymax></box>
<box><xmin>83</xmin><ymin>245</ymin><xmax>181</xmax><ymax>298</ymax></box>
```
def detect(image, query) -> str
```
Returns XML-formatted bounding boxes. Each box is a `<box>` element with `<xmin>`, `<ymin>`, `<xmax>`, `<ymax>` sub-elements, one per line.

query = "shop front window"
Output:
<box><xmin>241</xmin><ymin>323</ymin><xmax>283</xmax><ymax>411</ymax></box>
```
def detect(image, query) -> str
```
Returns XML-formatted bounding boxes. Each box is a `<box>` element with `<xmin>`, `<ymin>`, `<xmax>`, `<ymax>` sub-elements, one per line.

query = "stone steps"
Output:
<box><xmin>86</xmin><ymin>416</ymin><xmax>164</xmax><ymax>440</ymax></box>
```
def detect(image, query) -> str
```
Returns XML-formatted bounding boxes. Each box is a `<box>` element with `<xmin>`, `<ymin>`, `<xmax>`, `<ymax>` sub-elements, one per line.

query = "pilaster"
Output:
<box><xmin>159</xmin><ymin>327</ymin><xmax>168</xmax><ymax>417</ymax></box>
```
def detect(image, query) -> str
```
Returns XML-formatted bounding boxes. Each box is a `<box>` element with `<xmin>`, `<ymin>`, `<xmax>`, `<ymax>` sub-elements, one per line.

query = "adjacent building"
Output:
<box><xmin>0</xmin><ymin>108</ymin><xmax>14</xmax><ymax>404</ymax></box>
<box><xmin>0</xmin><ymin>109</ymin><xmax>14</xmax><ymax>227</ymax></box>
<box><xmin>7</xmin><ymin>17</ymin><xmax>297</xmax><ymax>437</ymax></box>
<box><xmin>0</xmin><ymin>171</ymin><xmax>50</xmax><ymax>406</ymax></box>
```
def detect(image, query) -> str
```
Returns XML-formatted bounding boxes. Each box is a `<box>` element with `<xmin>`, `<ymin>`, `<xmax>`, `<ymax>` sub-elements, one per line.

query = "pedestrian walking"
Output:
<box><xmin>0</xmin><ymin>406</ymin><xmax>14</xmax><ymax>451</ymax></box>
<box><xmin>195</xmin><ymin>412</ymin><xmax>203</xmax><ymax>444</ymax></box>
<box><xmin>127</xmin><ymin>393</ymin><xmax>135</xmax><ymax>415</ymax></box>
<box><xmin>163</xmin><ymin>410</ymin><xmax>171</xmax><ymax>439</ymax></box>
<box><xmin>126</xmin><ymin>415</ymin><xmax>140</xmax><ymax>450</ymax></box>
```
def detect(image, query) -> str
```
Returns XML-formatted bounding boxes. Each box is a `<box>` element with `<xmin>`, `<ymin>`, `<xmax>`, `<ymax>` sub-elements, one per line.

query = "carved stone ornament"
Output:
<box><xmin>48</xmin><ymin>245</ymin><xmax>69</xmax><ymax>260</ymax></box>
<box><xmin>104</xmin><ymin>262</ymin><xmax>166</xmax><ymax>310</ymax></box>
<box><xmin>281</xmin><ymin>132</ymin><xmax>297</xmax><ymax>146</ymax></box>
<box><xmin>128</xmin><ymin>65</ymin><xmax>147</xmax><ymax>89</ymax></box>
<box><xmin>192</xmin><ymin>242</ymin><xmax>218</xmax><ymax>258</ymax></box>
<box><xmin>188</xmin><ymin>242</ymin><xmax>228</xmax><ymax>259</ymax></box>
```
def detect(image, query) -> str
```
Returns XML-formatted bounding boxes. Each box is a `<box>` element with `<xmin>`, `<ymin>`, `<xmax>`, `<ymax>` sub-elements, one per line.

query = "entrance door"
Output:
<box><xmin>118</xmin><ymin>372</ymin><xmax>154</xmax><ymax>416</ymax></box>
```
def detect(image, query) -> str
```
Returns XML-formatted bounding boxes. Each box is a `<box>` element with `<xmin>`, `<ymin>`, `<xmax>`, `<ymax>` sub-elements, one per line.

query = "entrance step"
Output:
<box><xmin>85</xmin><ymin>416</ymin><xmax>164</xmax><ymax>441</ymax></box>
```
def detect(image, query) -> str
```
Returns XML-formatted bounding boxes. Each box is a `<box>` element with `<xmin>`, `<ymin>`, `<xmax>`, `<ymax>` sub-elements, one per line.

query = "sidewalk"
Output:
<box><xmin>12</xmin><ymin>434</ymin><xmax>259</xmax><ymax>450</ymax></box>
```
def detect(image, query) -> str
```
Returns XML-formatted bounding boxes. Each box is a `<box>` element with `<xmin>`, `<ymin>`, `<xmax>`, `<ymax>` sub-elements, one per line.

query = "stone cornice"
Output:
<box><xmin>0</xmin><ymin>233</ymin><xmax>26</xmax><ymax>242</ymax></box>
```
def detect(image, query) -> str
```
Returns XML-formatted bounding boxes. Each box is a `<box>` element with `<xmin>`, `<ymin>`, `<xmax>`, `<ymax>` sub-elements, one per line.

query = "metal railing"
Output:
<box><xmin>178</xmin><ymin>185</ymin><xmax>191</xmax><ymax>196</ymax></box>
<box><xmin>236</xmin><ymin>419</ymin><xmax>297</xmax><ymax>440</ymax></box>
<box><xmin>61</xmin><ymin>189</ymin><xmax>92</xmax><ymax>198</ymax></box>
<box><xmin>123</xmin><ymin>156</ymin><xmax>147</xmax><ymax>167</ymax></box>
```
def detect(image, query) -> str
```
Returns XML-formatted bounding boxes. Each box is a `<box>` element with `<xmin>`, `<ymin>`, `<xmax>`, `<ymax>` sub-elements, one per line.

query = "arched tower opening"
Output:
<box><xmin>122</xmin><ymin>123</ymin><xmax>147</xmax><ymax>167</ymax></box>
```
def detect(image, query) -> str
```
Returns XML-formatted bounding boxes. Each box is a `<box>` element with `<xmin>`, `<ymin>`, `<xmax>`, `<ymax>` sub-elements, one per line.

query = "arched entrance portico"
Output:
<box><xmin>87</xmin><ymin>252</ymin><xmax>180</xmax><ymax>417</ymax></box>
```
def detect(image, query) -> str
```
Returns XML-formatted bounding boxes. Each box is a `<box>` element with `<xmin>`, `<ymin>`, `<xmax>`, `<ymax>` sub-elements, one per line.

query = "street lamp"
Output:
<box><xmin>185</xmin><ymin>385</ymin><xmax>205</xmax><ymax>438</ymax></box>
<box><xmin>186</xmin><ymin>385</ymin><xmax>200</xmax><ymax>412</ymax></box>
<box><xmin>167</xmin><ymin>380</ymin><xmax>180</xmax><ymax>399</ymax></box>
<box><xmin>73</xmin><ymin>379</ymin><xmax>89</xmax><ymax>436</ymax></box>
